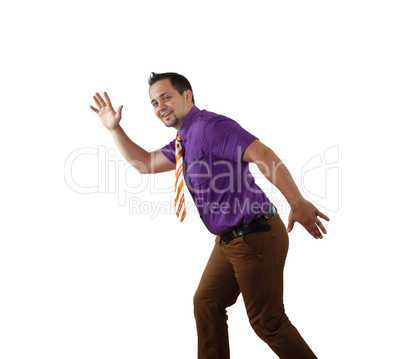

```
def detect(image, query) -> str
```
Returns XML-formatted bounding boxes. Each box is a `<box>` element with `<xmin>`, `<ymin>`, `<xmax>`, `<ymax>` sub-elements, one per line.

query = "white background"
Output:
<box><xmin>1</xmin><ymin>0</ymin><xmax>401</xmax><ymax>358</ymax></box>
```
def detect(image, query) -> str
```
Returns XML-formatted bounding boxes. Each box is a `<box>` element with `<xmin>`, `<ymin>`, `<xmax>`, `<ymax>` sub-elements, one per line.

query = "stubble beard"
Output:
<box><xmin>164</xmin><ymin>115</ymin><xmax>179</xmax><ymax>128</ymax></box>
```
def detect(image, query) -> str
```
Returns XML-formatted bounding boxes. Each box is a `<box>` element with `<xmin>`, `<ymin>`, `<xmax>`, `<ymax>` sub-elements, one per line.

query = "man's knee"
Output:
<box><xmin>249</xmin><ymin>311</ymin><xmax>290</xmax><ymax>338</ymax></box>
<box><xmin>193</xmin><ymin>289</ymin><xmax>210</xmax><ymax>315</ymax></box>
<box><xmin>193</xmin><ymin>289</ymin><xmax>228</xmax><ymax>321</ymax></box>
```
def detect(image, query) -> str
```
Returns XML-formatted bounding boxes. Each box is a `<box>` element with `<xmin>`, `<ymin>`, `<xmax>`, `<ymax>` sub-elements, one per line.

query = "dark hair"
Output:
<box><xmin>148</xmin><ymin>72</ymin><xmax>195</xmax><ymax>104</ymax></box>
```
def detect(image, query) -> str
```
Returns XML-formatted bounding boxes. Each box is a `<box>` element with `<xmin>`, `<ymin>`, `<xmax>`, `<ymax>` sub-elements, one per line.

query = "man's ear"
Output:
<box><xmin>185</xmin><ymin>89</ymin><xmax>193</xmax><ymax>103</ymax></box>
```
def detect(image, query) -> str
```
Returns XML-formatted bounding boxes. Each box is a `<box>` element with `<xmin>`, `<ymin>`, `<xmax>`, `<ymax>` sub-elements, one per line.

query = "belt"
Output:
<box><xmin>220</xmin><ymin>205</ymin><xmax>277</xmax><ymax>244</ymax></box>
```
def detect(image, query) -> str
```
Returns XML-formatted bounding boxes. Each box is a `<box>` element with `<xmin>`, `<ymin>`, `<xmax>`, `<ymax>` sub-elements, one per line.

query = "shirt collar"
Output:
<box><xmin>178</xmin><ymin>106</ymin><xmax>200</xmax><ymax>141</ymax></box>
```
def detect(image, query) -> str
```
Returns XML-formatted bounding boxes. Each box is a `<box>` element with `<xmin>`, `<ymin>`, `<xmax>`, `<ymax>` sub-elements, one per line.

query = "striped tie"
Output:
<box><xmin>175</xmin><ymin>133</ymin><xmax>186</xmax><ymax>222</ymax></box>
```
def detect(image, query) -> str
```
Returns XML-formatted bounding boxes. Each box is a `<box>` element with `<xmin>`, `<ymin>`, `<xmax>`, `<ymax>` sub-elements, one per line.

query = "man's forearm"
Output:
<box><xmin>256</xmin><ymin>149</ymin><xmax>304</xmax><ymax>207</ymax></box>
<box><xmin>110</xmin><ymin>125</ymin><xmax>150</xmax><ymax>173</ymax></box>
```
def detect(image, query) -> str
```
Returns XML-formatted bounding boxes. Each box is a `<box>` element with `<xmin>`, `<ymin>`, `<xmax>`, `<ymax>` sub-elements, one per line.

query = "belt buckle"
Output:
<box><xmin>265</xmin><ymin>205</ymin><xmax>277</xmax><ymax>219</ymax></box>
<box><xmin>220</xmin><ymin>229</ymin><xmax>237</xmax><ymax>244</ymax></box>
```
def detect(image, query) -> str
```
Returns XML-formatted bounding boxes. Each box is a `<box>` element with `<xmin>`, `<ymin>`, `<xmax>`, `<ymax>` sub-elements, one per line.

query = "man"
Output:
<box><xmin>90</xmin><ymin>72</ymin><xmax>329</xmax><ymax>358</ymax></box>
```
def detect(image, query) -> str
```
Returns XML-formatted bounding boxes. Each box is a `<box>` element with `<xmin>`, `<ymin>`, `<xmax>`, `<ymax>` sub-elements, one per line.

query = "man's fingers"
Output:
<box><xmin>95</xmin><ymin>92</ymin><xmax>107</xmax><ymax>107</ymax></box>
<box><xmin>89</xmin><ymin>105</ymin><xmax>99</xmax><ymax>114</ymax></box>
<box><xmin>104</xmin><ymin>92</ymin><xmax>113</xmax><ymax>107</ymax></box>
<box><xmin>308</xmin><ymin>222</ymin><xmax>324</xmax><ymax>239</ymax></box>
<box><xmin>317</xmin><ymin>210</ymin><xmax>330</xmax><ymax>222</ymax></box>
<box><xmin>311</xmin><ymin>223</ymin><xmax>323</xmax><ymax>239</ymax></box>
<box><xmin>314</xmin><ymin>218</ymin><xmax>327</xmax><ymax>235</ymax></box>
<box><xmin>93</xmin><ymin>95</ymin><xmax>102</xmax><ymax>109</ymax></box>
<box><xmin>305</xmin><ymin>224</ymin><xmax>319</xmax><ymax>239</ymax></box>
<box><xmin>286</xmin><ymin>218</ymin><xmax>294</xmax><ymax>233</ymax></box>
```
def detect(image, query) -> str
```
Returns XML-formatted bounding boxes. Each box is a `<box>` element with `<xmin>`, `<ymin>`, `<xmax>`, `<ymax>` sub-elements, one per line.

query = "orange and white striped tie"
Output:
<box><xmin>175</xmin><ymin>133</ymin><xmax>186</xmax><ymax>222</ymax></box>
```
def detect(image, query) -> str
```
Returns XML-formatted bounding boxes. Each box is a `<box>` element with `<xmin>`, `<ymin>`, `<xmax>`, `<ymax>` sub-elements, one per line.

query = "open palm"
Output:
<box><xmin>90</xmin><ymin>92</ymin><xmax>123</xmax><ymax>130</ymax></box>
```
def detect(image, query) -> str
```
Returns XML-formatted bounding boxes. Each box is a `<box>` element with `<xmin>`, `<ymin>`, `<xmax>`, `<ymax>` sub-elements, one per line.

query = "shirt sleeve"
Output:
<box><xmin>161</xmin><ymin>138</ymin><xmax>176</xmax><ymax>163</ymax></box>
<box><xmin>204</xmin><ymin>117</ymin><xmax>258</xmax><ymax>162</ymax></box>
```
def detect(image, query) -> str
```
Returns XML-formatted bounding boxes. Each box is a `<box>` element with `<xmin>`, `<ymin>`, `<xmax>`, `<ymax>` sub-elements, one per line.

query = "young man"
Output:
<box><xmin>90</xmin><ymin>72</ymin><xmax>329</xmax><ymax>358</ymax></box>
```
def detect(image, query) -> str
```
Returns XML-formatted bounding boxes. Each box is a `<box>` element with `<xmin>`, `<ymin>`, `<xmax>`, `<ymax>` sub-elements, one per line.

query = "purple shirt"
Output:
<box><xmin>161</xmin><ymin>106</ymin><xmax>271</xmax><ymax>235</ymax></box>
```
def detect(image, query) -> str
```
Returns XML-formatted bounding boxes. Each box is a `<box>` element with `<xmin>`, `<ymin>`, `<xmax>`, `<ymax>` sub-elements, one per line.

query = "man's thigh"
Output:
<box><xmin>194</xmin><ymin>237</ymin><xmax>241</xmax><ymax>309</ymax></box>
<box><xmin>218</xmin><ymin>214</ymin><xmax>289</xmax><ymax>327</ymax></box>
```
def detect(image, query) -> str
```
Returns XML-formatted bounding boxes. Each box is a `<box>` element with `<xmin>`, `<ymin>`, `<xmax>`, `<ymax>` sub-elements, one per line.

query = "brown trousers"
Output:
<box><xmin>193</xmin><ymin>213</ymin><xmax>317</xmax><ymax>359</ymax></box>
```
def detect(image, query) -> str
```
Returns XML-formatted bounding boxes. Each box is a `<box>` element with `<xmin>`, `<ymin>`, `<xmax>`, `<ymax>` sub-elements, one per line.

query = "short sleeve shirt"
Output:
<box><xmin>161</xmin><ymin>106</ymin><xmax>271</xmax><ymax>235</ymax></box>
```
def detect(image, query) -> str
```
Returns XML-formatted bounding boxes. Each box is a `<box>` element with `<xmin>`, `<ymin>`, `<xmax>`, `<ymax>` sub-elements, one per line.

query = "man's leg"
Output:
<box><xmin>194</xmin><ymin>237</ymin><xmax>241</xmax><ymax>359</ymax></box>
<box><xmin>219</xmin><ymin>214</ymin><xmax>317</xmax><ymax>359</ymax></box>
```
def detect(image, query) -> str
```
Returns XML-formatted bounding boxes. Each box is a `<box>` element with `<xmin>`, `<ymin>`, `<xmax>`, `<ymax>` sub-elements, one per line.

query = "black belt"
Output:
<box><xmin>220</xmin><ymin>205</ymin><xmax>277</xmax><ymax>244</ymax></box>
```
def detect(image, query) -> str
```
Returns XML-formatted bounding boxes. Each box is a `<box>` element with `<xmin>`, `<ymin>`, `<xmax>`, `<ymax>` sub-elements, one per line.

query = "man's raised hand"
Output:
<box><xmin>90</xmin><ymin>92</ymin><xmax>123</xmax><ymax>131</ymax></box>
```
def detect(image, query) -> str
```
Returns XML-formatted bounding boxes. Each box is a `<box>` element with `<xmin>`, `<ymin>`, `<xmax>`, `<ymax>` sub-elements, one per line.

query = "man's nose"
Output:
<box><xmin>157</xmin><ymin>102</ymin><xmax>167</xmax><ymax>112</ymax></box>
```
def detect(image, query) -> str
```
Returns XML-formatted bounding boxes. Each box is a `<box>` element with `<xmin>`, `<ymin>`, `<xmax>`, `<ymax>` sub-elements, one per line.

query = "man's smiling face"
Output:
<box><xmin>149</xmin><ymin>78</ymin><xmax>194</xmax><ymax>130</ymax></box>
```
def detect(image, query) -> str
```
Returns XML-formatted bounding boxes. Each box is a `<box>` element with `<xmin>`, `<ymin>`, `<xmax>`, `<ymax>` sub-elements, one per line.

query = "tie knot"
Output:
<box><xmin>176</xmin><ymin>133</ymin><xmax>182</xmax><ymax>143</ymax></box>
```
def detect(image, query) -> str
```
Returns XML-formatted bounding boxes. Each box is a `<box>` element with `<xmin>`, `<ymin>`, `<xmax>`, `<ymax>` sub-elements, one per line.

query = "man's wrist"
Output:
<box><xmin>110</xmin><ymin>124</ymin><xmax>123</xmax><ymax>134</ymax></box>
<box><xmin>288</xmin><ymin>197</ymin><xmax>306</xmax><ymax>208</ymax></box>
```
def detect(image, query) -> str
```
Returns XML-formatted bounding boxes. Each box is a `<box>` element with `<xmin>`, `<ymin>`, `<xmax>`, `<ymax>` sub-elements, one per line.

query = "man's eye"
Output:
<box><xmin>153</xmin><ymin>102</ymin><xmax>158</xmax><ymax>107</ymax></box>
<box><xmin>164</xmin><ymin>96</ymin><xmax>170</xmax><ymax>101</ymax></box>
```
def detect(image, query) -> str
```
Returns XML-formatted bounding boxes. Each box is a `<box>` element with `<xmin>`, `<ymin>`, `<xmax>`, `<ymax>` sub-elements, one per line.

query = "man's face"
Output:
<box><xmin>149</xmin><ymin>78</ymin><xmax>193</xmax><ymax>130</ymax></box>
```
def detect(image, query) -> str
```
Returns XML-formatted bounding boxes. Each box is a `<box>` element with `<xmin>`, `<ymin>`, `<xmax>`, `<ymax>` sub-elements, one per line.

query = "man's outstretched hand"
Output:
<box><xmin>286</xmin><ymin>199</ymin><xmax>330</xmax><ymax>239</ymax></box>
<box><xmin>90</xmin><ymin>92</ymin><xmax>123</xmax><ymax>131</ymax></box>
